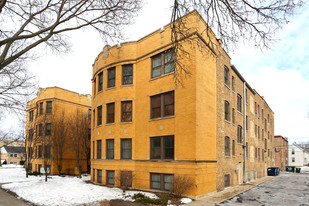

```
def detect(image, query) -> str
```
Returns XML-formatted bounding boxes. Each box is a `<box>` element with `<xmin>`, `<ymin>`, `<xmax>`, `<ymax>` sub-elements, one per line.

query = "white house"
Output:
<box><xmin>288</xmin><ymin>143</ymin><xmax>309</xmax><ymax>167</ymax></box>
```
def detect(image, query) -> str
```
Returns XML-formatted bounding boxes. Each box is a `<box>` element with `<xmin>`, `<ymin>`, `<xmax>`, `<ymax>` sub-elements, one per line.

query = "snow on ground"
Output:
<box><xmin>300</xmin><ymin>166</ymin><xmax>309</xmax><ymax>173</ymax></box>
<box><xmin>0</xmin><ymin>167</ymin><xmax>190</xmax><ymax>206</ymax></box>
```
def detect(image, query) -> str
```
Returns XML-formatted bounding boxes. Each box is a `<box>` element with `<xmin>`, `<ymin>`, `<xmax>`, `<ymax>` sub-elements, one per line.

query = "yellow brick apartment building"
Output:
<box><xmin>26</xmin><ymin>87</ymin><xmax>91</xmax><ymax>175</ymax></box>
<box><xmin>90</xmin><ymin>11</ymin><xmax>274</xmax><ymax>197</ymax></box>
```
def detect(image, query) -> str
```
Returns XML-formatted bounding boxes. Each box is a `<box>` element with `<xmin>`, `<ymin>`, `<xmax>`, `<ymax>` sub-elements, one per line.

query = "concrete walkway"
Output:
<box><xmin>0</xmin><ymin>184</ymin><xmax>29</xmax><ymax>206</ymax></box>
<box><xmin>188</xmin><ymin>176</ymin><xmax>275</xmax><ymax>206</ymax></box>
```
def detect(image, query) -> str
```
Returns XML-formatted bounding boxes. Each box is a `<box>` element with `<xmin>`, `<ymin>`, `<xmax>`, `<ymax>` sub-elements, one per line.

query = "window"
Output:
<box><xmin>258</xmin><ymin>148</ymin><xmax>260</xmax><ymax>161</ymax></box>
<box><xmin>10</xmin><ymin>153</ymin><xmax>17</xmax><ymax>157</ymax></box>
<box><xmin>88</xmin><ymin>109</ymin><xmax>91</xmax><ymax>120</ymax></box>
<box><xmin>45</xmin><ymin>123</ymin><xmax>51</xmax><ymax>136</ymax></box>
<box><xmin>267</xmin><ymin>114</ymin><xmax>270</xmax><ymax>122</ymax></box>
<box><xmin>46</xmin><ymin>101</ymin><xmax>52</xmax><ymax>113</ymax></box>
<box><xmin>150</xmin><ymin>136</ymin><xmax>174</xmax><ymax>160</ymax></box>
<box><xmin>232</xmin><ymin>76</ymin><xmax>235</xmax><ymax>91</ymax></box>
<box><xmin>258</xmin><ymin>126</ymin><xmax>260</xmax><ymax>139</ymax></box>
<box><xmin>93</xmin><ymin>109</ymin><xmax>95</xmax><ymax>127</ymax></box>
<box><xmin>38</xmin><ymin>146</ymin><xmax>42</xmax><ymax>158</ymax></box>
<box><xmin>28</xmin><ymin>147</ymin><xmax>33</xmax><ymax>158</ymax></box>
<box><xmin>150</xmin><ymin>91</ymin><xmax>174</xmax><ymax>119</ymax></box>
<box><xmin>150</xmin><ymin>173</ymin><xmax>174</xmax><ymax>191</ymax></box>
<box><xmin>225</xmin><ymin>136</ymin><xmax>230</xmax><ymax>157</ymax></box>
<box><xmin>38</xmin><ymin>124</ymin><xmax>43</xmax><ymax>136</ymax></box>
<box><xmin>29</xmin><ymin>129</ymin><xmax>33</xmax><ymax>141</ymax></box>
<box><xmin>106</xmin><ymin>103</ymin><xmax>115</xmax><ymax>123</ymax></box>
<box><xmin>232</xmin><ymin>108</ymin><xmax>235</xmax><ymax>124</ymax></box>
<box><xmin>255</xmin><ymin>102</ymin><xmax>257</xmax><ymax>114</ymax></box>
<box><xmin>292</xmin><ymin>157</ymin><xmax>295</xmax><ymax>162</ymax></box>
<box><xmin>232</xmin><ymin>140</ymin><xmax>235</xmax><ymax>156</ymax></box>
<box><xmin>107</xmin><ymin>67</ymin><xmax>116</xmax><ymax>88</ymax></box>
<box><xmin>224</xmin><ymin>101</ymin><xmax>230</xmax><ymax>121</ymax></box>
<box><xmin>258</xmin><ymin>105</ymin><xmax>260</xmax><ymax>119</ymax></box>
<box><xmin>98</xmin><ymin>72</ymin><xmax>103</xmax><ymax>92</ymax></box>
<box><xmin>237</xmin><ymin>125</ymin><xmax>242</xmax><ymax>143</ymax></box>
<box><xmin>92</xmin><ymin>141</ymin><xmax>95</xmax><ymax>159</ymax></box>
<box><xmin>39</xmin><ymin>102</ymin><xmax>43</xmax><ymax>115</ymax></box>
<box><xmin>120</xmin><ymin>171</ymin><xmax>132</xmax><ymax>187</ymax></box>
<box><xmin>106</xmin><ymin>170</ymin><xmax>115</xmax><ymax>185</ymax></box>
<box><xmin>151</xmin><ymin>49</ymin><xmax>174</xmax><ymax>78</ymax></box>
<box><xmin>255</xmin><ymin>125</ymin><xmax>257</xmax><ymax>137</ymax></box>
<box><xmin>93</xmin><ymin>169</ymin><xmax>95</xmax><ymax>181</ymax></box>
<box><xmin>29</xmin><ymin>111</ymin><xmax>34</xmax><ymax>122</ymax></box>
<box><xmin>122</xmin><ymin>64</ymin><xmax>133</xmax><ymax>85</ymax></box>
<box><xmin>224</xmin><ymin>174</ymin><xmax>230</xmax><ymax>187</ymax></box>
<box><xmin>97</xmin><ymin>140</ymin><xmax>102</xmax><ymax>159</ymax></box>
<box><xmin>265</xmin><ymin>120</ymin><xmax>267</xmax><ymax>131</ymax></box>
<box><xmin>264</xmin><ymin>139</ymin><xmax>267</xmax><ymax>150</ymax></box>
<box><xmin>44</xmin><ymin>145</ymin><xmax>51</xmax><ymax>158</ymax></box>
<box><xmin>224</xmin><ymin>66</ymin><xmax>229</xmax><ymax>86</ymax></box>
<box><xmin>255</xmin><ymin>148</ymin><xmax>257</xmax><ymax>159</ymax></box>
<box><xmin>121</xmin><ymin>101</ymin><xmax>132</xmax><ymax>122</ymax></box>
<box><xmin>262</xmin><ymin>109</ymin><xmax>264</xmax><ymax>119</ymax></box>
<box><xmin>121</xmin><ymin>139</ymin><xmax>132</xmax><ymax>159</ymax></box>
<box><xmin>97</xmin><ymin>106</ymin><xmax>102</xmax><ymax>126</ymax></box>
<box><xmin>106</xmin><ymin>139</ymin><xmax>114</xmax><ymax>159</ymax></box>
<box><xmin>93</xmin><ymin>77</ymin><xmax>97</xmax><ymax>95</ymax></box>
<box><xmin>97</xmin><ymin>170</ymin><xmax>102</xmax><ymax>183</ymax></box>
<box><xmin>237</xmin><ymin>94</ymin><xmax>242</xmax><ymax>113</ymax></box>
<box><xmin>292</xmin><ymin>149</ymin><xmax>295</xmax><ymax>155</ymax></box>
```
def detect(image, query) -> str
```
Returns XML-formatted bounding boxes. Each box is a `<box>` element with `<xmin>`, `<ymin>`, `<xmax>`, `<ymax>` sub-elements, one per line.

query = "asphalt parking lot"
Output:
<box><xmin>218</xmin><ymin>173</ymin><xmax>309</xmax><ymax>206</ymax></box>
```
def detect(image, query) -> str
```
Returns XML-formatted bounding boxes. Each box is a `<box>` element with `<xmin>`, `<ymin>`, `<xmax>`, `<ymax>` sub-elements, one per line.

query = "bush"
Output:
<box><xmin>117</xmin><ymin>170</ymin><xmax>133</xmax><ymax>192</ymax></box>
<box><xmin>20</xmin><ymin>160</ymin><xmax>25</xmax><ymax>165</ymax></box>
<box><xmin>28</xmin><ymin>171</ymin><xmax>40</xmax><ymax>176</ymax></box>
<box><xmin>173</xmin><ymin>175</ymin><xmax>195</xmax><ymax>197</ymax></box>
<box><xmin>133</xmin><ymin>193</ymin><xmax>168</xmax><ymax>205</ymax></box>
<box><xmin>3</xmin><ymin>160</ymin><xmax>7</xmax><ymax>164</ymax></box>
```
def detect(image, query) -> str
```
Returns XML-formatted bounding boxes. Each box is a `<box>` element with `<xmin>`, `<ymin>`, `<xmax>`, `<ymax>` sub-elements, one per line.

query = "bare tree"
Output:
<box><xmin>0</xmin><ymin>0</ymin><xmax>141</xmax><ymax>112</ymax></box>
<box><xmin>70</xmin><ymin>109</ymin><xmax>90</xmax><ymax>178</ymax></box>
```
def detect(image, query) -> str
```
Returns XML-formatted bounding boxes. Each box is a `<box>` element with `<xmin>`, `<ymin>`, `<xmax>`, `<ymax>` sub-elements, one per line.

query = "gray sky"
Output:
<box><xmin>1</xmin><ymin>0</ymin><xmax>308</xmax><ymax>143</ymax></box>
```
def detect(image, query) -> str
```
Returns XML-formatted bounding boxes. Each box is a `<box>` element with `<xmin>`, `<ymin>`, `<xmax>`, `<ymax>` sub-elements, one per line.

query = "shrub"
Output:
<box><xmin>173</xmin><ymin>175</ymin><xmax>195</xmax><ymax>197</ymax></box>
<box><xmin>20</xmin><ymin>160</ymin><xmax>25</xmax><ymax>165</ymax></box>
<box><xmin>133</xmin><ymin>193</ymin><xmax>168</xmax><ymax>205</ymax></box>
<box><xmin>116</xmin><ymin>170</ymin><xmax>133</xmax><ymax>192</ymax></box>
<box><xmin>28</xmin><ymin>171</ymin><xmax>40</xmax><ymax>176</ymax></box>
<box><xmin>3</xmin><ymin>160</ymin><xmax>7</xmax><ymax>164</ymax></box>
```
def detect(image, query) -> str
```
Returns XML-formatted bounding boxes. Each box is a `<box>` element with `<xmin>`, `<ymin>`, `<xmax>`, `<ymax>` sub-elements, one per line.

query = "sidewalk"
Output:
<box><xmin>0</xmin><ymin>184</ymin><xmax>28</xmax><ymax>206</ymax></box>
<box><xmin>187</xmin><ymin>176</ymin><xmax>275</xmax><ymax>206</ymax></box>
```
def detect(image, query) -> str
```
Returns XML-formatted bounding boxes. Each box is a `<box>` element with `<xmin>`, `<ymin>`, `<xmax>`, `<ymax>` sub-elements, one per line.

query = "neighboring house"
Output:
<box><xmin>0</xmin><ymin>146</ymin><xmax>25</xmax><ymax>165</ymax></box>
<box><xmin>26</xmin><ymin>87</ymin><xmax>91</xmax><ymax>175</ymax></box>
<box><xmin>274</xmin><ymin>135</ymin><xmax>289</xmax><ymax>171</ymax></box>
<box><xmin>289</xmin><ymin>143</ymin><xmax>309</xmax><ymax>167</ymax></box>
<box><xmin>0</xmin><ymin>140</ymin><xmax>25</xmax><ymax>148</ymax></box>
<box><xmin>90</xmin><ymin>10</ymin><xmax>275</xmax><ymax>198</ymax></box>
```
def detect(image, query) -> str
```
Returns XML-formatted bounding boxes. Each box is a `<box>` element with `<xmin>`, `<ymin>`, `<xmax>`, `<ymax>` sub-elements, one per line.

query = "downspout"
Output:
<box><xmin>281</xmin><ymin>137</ymin><xmax>283</xmax><ymax>170</ymax></box>
<box><xmin>243</xmin><ymin>82</ymin><xmax>247</xmax><ymax>183</ymax></box>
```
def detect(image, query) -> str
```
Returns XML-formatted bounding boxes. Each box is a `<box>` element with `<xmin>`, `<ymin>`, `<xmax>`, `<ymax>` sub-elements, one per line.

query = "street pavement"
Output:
<box><xmin>0</xmin><ymin>184</ymin><xmax>28</xmax><ymax>206</ymax></box>
<box><xmin>189</xmin><ymin>172</ymin><xmax>309</xmax><ymax>206</ymax></box>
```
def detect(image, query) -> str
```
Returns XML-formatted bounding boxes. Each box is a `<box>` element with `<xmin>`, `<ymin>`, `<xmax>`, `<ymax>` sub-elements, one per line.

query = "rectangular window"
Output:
<box><xmin>97</xmin><ymin>140</ymin><xmax>102</xmax><ymax>159</ymax></box>
<box><xmin>121</xmin><ymin>139</ymin><xmax>132</xmax><ymax>159</ymax></box>
<box><xmin>151</xmin><ymin>50</ymin><xmax>174</xmax><ymax>78</ymax></box>
<box><xmin>237</xmin><ymin>94</ymin><xmax>242</xmax><ymax>113</ymax></box>
<box><xmin>28</xmin><ymin>147</ymin><xmax>33</xmax><ymax>158</ymax></box>
<box><xmin>255</xmin><ymin>102</ymin><xmax>257</xmax><ymax>114</ymax></box>
<box><xmin>232</xmin><ymin>108</ymin><xmax>235</xmax><ymax>124</ymax></box>
<box><xmin>45</xmin><ymin>123</ymin><xmax>51</xmax><ymax>136</ymax></box>
<box><xmin>97</xmin><ymin>106</ymin><xmax>102</xmax><ymax>126</ymax></box>
<box><xmin>92</xmin><ymin>141</ymin><xmax>95</xmax><ymax>159</ymax></box>
<box><xmin>39</xmin><ymin>102</ymin><xmax>43</xmax><ymax>115</ymax></box>
<box><xmin>106</xmin><ymin>139</ymin><xmax>114</xmax><ymax>159</ymax></box>
<box><xmin>224</xmin><ymin>101</ymin><xmax>230</xmax><ymax>121</ymax></box>
<box><xmin>224</xmin><ymin>174</ymin><xmax>230</xmax><ymax>187</ymax></box>
<box><xmin>258</xmin><ymin>126</ymin><xmax>260</xmax><ymax>139</ymax></box>
<box><xmin>232</xmin><ymin>140</ymin><xmax>235</xmax><ymax>156</ymax></box>
<box><xmin>106</xmin><ymin>103</ymin><xmax>115</xmax><ymax>123</ymax></box>
<box><xmin>292</xmin><ymin>157</ymin><xmax>295</xmax><ymax>162</ymax></box>
<box><xmin>97</xmin><ymin>169</ymin><xmax>102</xmax><ymax>183</ymax></box>
<box><xmin>98</xmin><ymin>72</ymin><xmax>103</xmax><ymax>92</ymax></box>
<box><xmin>46</xmin><ymin>101</ymin><xmax>52</xmax><ymax>113</ymax></box>
<box><xmin>224</xmin><ymin>66</ymin><xmax>229</xmax><ymax>86</ymax></box>
<box><xmin>150</xmin><ymin>173</ymin><xmax>174</xmax><ymax>191</ymax></box>
<box><xmin>44</xmin><ymin>145</ymin><xmax>51</xmax><ymax>158</ymax></box>
<box><xmin>255</xmin><ymin>147</ymin><xmax>257</xmax><ymax>159</ymax></box>
<box><xmin>122</xmin><ymin>64</ymin><xmax>133</xmax><ymax>85</ymax></box>
<box><xmin>29</xmin><ymin>129</ymin><xmax>33</xmax><ymax>141</ymax></box>
<box><xmin>237</xmin><ymin>126</ymin><xmax>242</xmax><ymax>143</ymax></box>
<box><xmin>150</xmin><ymin>136</ymin><xmax>174</xmax><ymax>160</ymax></box>
<box><xmin>88</xmin><ymin>109</ymin><xmax>91</xmax><ymax>121</ymax></box>
<box><xmin>106</xmin><ymin>170</ymin><xmax>115</xmax><ymax>185</ymax></box>
<box><xmin>38</xmin><ymin>146</ymin><xmax>42</xmax><ymax>158</ymax></box>
<box><xmin>10</xmin><ymin>154</ymin><xmax>17</xmax><ymax>157</ymax></box>
<box><xmin>225</xmin><ymin>136</ymin><xmax>230</xmax><ymax>157</ymax></box>
<box><xmin>107</xmin><ymin>67</ymin><xmax>116</xmax><ymax>88</ymax></box>
<box><xmin>258</xmin><ymin>105</ymin><xmax>260</xmax><ymax>119</ymax></box>
<box><xmin>258</xmin><ymin>148</ymin><xmax>260</xmax><ymax>161</ymax></box>
<box><xmin>29</xmin><ymin>111</ymin><xmax>34</xmax><ymax>122</ymax></box>
<box><xmin>255</xmin><ymin>125</ymin><xmax>257</xmax><ymax>137</ymax></box>
<box><xmin>150</xmin><ymin>91</ymin><xmax>174</xmax><ymax>119</ymax></box>
<box><xmin>38</xmin><ymin>124</ymin><xmax>43</xmax><ymax>136</ymax></box>
<box><xmin>93</xmin><ymin>77</ymin><xmax>97</xmax><ymax>95</ymax></box>
<box><xmin>121</xmin><ymin>101</ymin><xmax>132</xmax><ymax>122</ymax></box>
<box><xmin>232</xmin><ymin>76</ymin><xmax>235</xmax><ymax>91</ymax></box>
<box><xmin>93</xmin><ymin>109</ymin><xmax>95</xmax><ymax>127</ymax></box>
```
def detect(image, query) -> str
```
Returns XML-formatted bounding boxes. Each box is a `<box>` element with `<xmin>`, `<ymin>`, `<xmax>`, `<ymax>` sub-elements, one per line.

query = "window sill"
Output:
<box><xmin>105</xmin><ymin>123</ymin><xmax>115</xmax><ymax>126</ymax></box>
<box><xmin>120</xmin><ymin>121</ymin><xmax>132</xmax><ymax>124</ymax></box>
<box><xmin>225</xmin><ymin>120</ymin><xmax>231</xmax><ymax>124</ymax></box>
<box><xmin>121</xmin><ymin>84</ymin><xmax>133</xmax><ymax>88</ymax></box>
<box><xmin>225</xmin><ymin>156</ymin><xmax>230</xmax><ymax>158</ymax></box>
<box><xmin>149</xmin><ymin>159</ymin><xmax>175</xmax><ymax>162</ymax></box>
<box><xmin>106</xmin><ymin>87</ymin><xmax>115</xmax><ymax>91</ymax></box>
<box><xmin>150</xmin><ymin>71</ymin><xmax>174</xmax><ymax>82</ymax></box>
<box><xmin>237</xmin><ymin>111</ymin><xmax>242</xmax><ymax>115</ymax></box>
<box><xmin>149</xmin><ymin>115</ymin><xmax>175</xmax><ymax>122</ymax></box>
<box><xmin>224</xmin><ymin>84</ymin><xmax>230</xmax><ymax>90</ymax></box>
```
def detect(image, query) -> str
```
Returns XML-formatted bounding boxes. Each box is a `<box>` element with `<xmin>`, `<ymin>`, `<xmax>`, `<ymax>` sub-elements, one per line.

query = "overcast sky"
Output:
<box><xmin>1</xmin><ymin>0</ymin><xmax>308</xmax><ymax>143</ymax></box>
